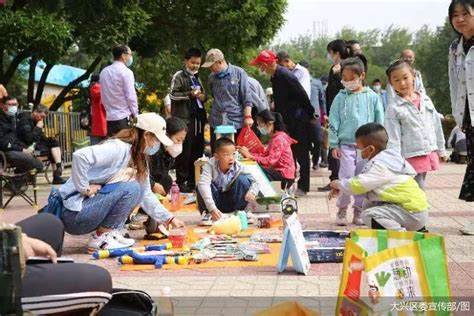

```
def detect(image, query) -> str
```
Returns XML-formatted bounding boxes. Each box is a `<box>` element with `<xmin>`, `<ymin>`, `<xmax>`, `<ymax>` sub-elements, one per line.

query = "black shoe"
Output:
<box><xmin>319</xmin><ymin>162</ymin><xmax>328</xmax><ymax>168</ymax></box>
<box><xmin>52</xmin><ymin>176</ymin><xmax>68</xmax><ymax>185</ymax></box>
<box><xmin>178</xmin><ymin>183</ymin><xmax>194</xmax><ymax>193</ymax></box>
<box><xmin>317</xmin><ymin>184</ymin><xmax>331</xmax><ymax>192</ymax></box>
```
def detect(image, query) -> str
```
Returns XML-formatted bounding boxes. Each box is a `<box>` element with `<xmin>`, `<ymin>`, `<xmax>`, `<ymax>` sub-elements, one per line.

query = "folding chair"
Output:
<box><xmin>0</xmin><ymin>152</ymin><xmax>38</xmax><ymax>210</ymax></box>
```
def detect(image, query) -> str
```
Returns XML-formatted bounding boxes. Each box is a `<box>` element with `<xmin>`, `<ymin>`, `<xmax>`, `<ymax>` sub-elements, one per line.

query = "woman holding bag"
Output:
<box><xmin>238</xmin><ymin>110</ymin><xmax>297</xmax><ymax>190</ymax></box>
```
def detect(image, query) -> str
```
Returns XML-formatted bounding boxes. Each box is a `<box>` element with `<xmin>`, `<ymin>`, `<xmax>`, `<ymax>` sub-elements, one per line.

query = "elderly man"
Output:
<box><xmin>201</xmin><ymin>48</ymin><xmax>253</xmax><ymax>147</ymax></box>
<box><xmin>250</xmin><ymin>50</ymin><xmax>316</xmax><ymax>196</ymax></box>
<box><xmin>100</xmin><ymin>44</ymin><xmax>138</xmax><ymax>137</ymax></box>
<box><xmin>17</xmin><ymin>104</ymin><xmax>67</xmax><ymax>184</ymax></box>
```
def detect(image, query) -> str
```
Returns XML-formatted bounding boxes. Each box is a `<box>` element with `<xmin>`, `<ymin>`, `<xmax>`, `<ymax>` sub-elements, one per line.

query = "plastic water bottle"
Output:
<box><xmin>170</xmin><ymin>182</ymin><xmax>180</xmax><ymax>211</ymax></box>
<box><xmin>158</xmin><ymin>286</ymin><xmax>174</xmax><ymax>315</ymax></box>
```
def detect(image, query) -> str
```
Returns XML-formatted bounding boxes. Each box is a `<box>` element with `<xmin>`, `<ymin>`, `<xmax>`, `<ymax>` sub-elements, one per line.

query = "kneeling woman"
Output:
<box><xmin>238</xmin><ymin>110</ymin><xmax>296</xmax><ymax>190</ymax></box>
<box><xmin>56</xmin><ymin>113</ymin><xmax>184</xmax><ymax>251</ymax></box>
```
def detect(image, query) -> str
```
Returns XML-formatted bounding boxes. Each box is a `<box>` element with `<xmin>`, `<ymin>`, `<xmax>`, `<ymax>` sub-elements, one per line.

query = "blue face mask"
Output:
<box><xmin>126</xmin><ymin>56</ymin><xmax>133</xmax><ymax>67</ymax></box>
<box><xmin>216</xmin><ymin>67</ymin><xmax>229</xmax><ymax>78</ymax></box>
<box><xmin>144</xmin><ymin>142</ymin><xmax>160</xmax><ymax>156</ymax></box>
<box><xmin>7</xmin><ymin>106</ymin><xmax>18</xmax><ymax>116</ymax></box>
<box><xmin>257</xmin><ymin>126</ymin><xmax>269</xmax><ymax>135</ymax></box>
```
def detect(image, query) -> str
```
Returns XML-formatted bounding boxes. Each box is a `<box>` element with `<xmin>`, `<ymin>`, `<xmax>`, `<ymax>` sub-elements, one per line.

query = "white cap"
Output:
<box><xmin>135</xmin><ymin>113</ymin><xmax>173</xmax><ymax>146</ymax></box>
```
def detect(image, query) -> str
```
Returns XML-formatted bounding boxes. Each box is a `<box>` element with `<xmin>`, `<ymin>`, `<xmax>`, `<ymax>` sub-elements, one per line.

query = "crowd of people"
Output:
<box><xmin>2</xmin><ymin>0</ymin><xmax>473</xmax><ymax>314</ymax></box>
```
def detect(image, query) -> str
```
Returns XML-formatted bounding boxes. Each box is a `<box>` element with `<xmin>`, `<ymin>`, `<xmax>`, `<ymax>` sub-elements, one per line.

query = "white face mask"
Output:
<box><xmin>186</xmin><ymin>67</ymin><xmax>198</xmax><ymax>75</ymax></box>
<box><xmin>7</xmin><ymin>106</ymin><xmax>18</xmax><ymax>116</ymax></box>
<box><xmin>341</xmin><ymin>78</ymin><xmax>362</xmax><ymax>91</ymax></box>
<box><xmin>327</xmin><ymin>53</ymin><xmax>334</xmax><ymax>64</ymax></box>
<box><xmin>167</xmin><ymin>143</ymin><xmax>183</xmax><ymax>158</ymax></box>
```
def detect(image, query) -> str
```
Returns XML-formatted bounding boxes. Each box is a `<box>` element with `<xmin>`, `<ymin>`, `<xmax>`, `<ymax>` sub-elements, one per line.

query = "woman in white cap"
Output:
<box><xmin>47</xmin><ymin>113</ymin><xmax>185</xmax><ymax>251</ymax></box>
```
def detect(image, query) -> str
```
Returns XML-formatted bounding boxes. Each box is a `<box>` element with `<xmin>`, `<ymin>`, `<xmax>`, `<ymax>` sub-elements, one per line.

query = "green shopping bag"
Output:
<box><xmin>336</xmin><ymin>229</ymin><xmax>451</xmax><ymax>316</ymax></box>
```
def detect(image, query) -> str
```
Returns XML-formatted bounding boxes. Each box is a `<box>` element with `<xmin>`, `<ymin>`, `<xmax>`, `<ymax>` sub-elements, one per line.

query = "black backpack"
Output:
<box><xmin>79</xmin><ymin>106</ymin><xmax>91</xmax><ymax>130</ymax></box>
<box><xmin>98</xmin><ymin>289</ymin><xmax>158</xmax><ymax>316</ymax></box>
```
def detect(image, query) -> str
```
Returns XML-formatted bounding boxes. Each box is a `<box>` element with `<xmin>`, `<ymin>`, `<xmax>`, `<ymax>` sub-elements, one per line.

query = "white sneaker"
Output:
<box><xmin>111</xmin><ymin>230</ymin><xmax>135</xmax><ymax>247</ymax></box>
<box><xmin>129</xmin><ymin>212</ymin><xmax>148</xmax><ymax>230</ymax></box>
<box><xmin>352</xmin><ymin>209</ymin><xmax>365</xmax><ymax>226</ymax></box>
<box><xmin>87</xmin><ymin>231</ymin><xmax>132</xmax><ymax>251</ymax></box>
<box><xmin>201</xmin><ymin>212</ymin><xmax>213</xmax><ymax>226</ymax></box>
<box><xmin>336</xmin><ymin>207</ymin><xmax>348</xmax><ymax>226</ymax></box>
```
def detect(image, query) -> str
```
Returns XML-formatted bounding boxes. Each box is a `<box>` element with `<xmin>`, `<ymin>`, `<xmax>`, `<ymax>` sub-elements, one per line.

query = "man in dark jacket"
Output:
<box><xmin>250</xmin><ymin>50</ymin><xmax>316</xmax><ymax>196</ymax></box>
<box><xmin>16</xmin><ymin>104</ymin><xmax>66</xmax><ymax>184</ymax></box>
<box><xmin>0</xmin><ymin>96</ymin><xmax>43</xmax><ymax>175</ymax></box>
<box><xmin>170</xmin><ymin>48</ymin><xmax>207</xmax><ymax>192</ymax></box>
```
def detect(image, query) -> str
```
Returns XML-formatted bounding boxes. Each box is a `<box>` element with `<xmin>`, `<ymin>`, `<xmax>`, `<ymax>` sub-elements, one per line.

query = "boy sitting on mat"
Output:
<box><xmin>329</xmin><ymin>123</ymin><xmax>429</xmax><ymax>231</ymax></box>
<box><xmin>197</xmin><ymin>137</ymin><xmax>259</xmax><ymax>223</ymax></box>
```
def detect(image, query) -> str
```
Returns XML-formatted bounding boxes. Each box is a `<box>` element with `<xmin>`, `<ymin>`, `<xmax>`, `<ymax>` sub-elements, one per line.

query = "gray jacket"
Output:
<box><xmin>197</xmin><ymin>157</ymin><xmax>259</xmax><ymax>212</ymax></box>
<box><xmin>309</xmin><ymin>78</ymin><xmax>326</xmax><ymax>117</ymax></box>
<box><xmin>449</xmin><ymin>37</ymin><xmax>474</xmax><ymax>127</ymax></box>
<box><xmin>385</xmin><ymin>93</ymin><xmax>446</xmax><ymax>159</ymax></box>
<box><xmin>248</xmin><ymin>77</ymin><xmax>269</xmax><ymax>113</ymax></box>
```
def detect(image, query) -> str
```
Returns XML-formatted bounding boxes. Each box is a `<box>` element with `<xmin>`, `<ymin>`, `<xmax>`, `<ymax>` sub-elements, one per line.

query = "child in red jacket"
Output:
<box><xmin>238</xmin><ymin>110</ymin><xmax>297</xmax><ymax>190</ymax></box>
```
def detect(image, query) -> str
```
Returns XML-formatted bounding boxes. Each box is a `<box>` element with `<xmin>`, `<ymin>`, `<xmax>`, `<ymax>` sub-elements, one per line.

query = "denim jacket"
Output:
<box><xmin>449</xmin><ymin>36</ymin><xmax>474</xmax><ymax>127</ymax></box>
<box><xmin>385</xmin><ymin>93</ymin><xmax>446</xmax><ymax>159</ymax></box>
<box><xmin>58</xmin><ymin>139</ymin><xmax>173</xmax><ymax>223</ymax></box>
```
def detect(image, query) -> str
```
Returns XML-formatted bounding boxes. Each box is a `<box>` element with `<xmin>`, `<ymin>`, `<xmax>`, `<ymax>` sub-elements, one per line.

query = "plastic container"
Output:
<box><xmin>237</xmin><ymin>211</ymin><xmax>248</xmax><ymax>231</ymax></box>
<box><xmin>170</xmin><ymin>182</ymin><xmax>180</xmax><ymax>211</ymax></box>
<box><xmin>168</xmin><ymin>228</ymin><xmax>187</xmax><ymax>248</ymax></box>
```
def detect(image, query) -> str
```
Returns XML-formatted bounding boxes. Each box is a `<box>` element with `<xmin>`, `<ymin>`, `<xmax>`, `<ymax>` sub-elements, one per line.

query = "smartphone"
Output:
<box><xmin>26</xmin><ymin>256</ymin><xmax>75</xmax><ymax>264</ymax></box>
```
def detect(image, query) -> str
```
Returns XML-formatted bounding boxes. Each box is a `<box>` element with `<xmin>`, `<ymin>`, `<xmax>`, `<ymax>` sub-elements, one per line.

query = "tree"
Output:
<box><xmin>372</xmin><ymin>25</ymin><xmax>412</xmax><ymax>66</ymax></box>
<box><xmin>415</xmin><ymin>18</ymin><xmax>458</xmax><ymax>114</ymax></box>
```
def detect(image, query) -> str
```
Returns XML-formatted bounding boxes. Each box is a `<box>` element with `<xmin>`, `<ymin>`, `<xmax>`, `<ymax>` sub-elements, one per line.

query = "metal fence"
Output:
<box><xmin>42</xmin><ymin>111</ymin><xmax>88</xmax><ymax>166</ymax></box>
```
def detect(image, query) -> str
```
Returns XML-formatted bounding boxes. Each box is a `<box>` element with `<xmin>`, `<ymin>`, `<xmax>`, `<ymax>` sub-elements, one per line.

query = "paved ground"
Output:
<box><xmin>1</xmin><ymin>162</ymin><xmax>473</xmax><ymax>315</ymax></box>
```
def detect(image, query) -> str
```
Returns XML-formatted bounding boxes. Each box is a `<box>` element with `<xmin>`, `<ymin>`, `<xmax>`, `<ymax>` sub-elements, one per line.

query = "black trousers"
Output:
<box><xmin>328</xmin><ymin>149</ymin><xmax>340</xmax><ymax>181</ymax></box>
<box><xmin>107</xmin><ymin>118</ymin><xmax>130</xmax><ymax>137</ymax></box>
<box><xmin>309</xmin><ymin>120</ymin><xmax>323</xmax><ymax>166</ymax></box>
<box><xmin>6</xmin><ymin>151</ymin><xmax>44</xmax><ymax>174</ymax></box>
<box><xmin>16</xmin><ymin>213</ymin><xmax>112</xmax><ymax>315</ymax></box>
<box><xmin>261</xmin><ymin>167</ymin><xmax>294</xmax><ymax>190</ymax></box>
<box><xmin>289</xmin><ymin>122</ymin><xmax>311</xmax><ymax>193</ymax></box>
<box><xmin>174</xmin><ymin>117</ymin><xmax>205</xmax><ymax>187</ymax></box>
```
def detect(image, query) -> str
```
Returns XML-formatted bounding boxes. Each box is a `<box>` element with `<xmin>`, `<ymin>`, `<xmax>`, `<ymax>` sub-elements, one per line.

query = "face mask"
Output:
<box><xmin>372</xmin><ymin>85</ymin><xmax>381</xmax><ymax>92</ymax></box>
<box><xmin>216</xmin><ymin>67</ymin><xmax>229</xmax><ymax>78</ymax></box>
<box><xmin>257</xmin><ymin>126</ymin><xmax>269</xmax><ymax>135</ymax></box>
<box><xmin>357</xmin><ymin>145</ymin><xmax>372</xmax><ymax>158</ymax></box>
<box><xmin>167</xmin><ymin>143</ymin><xmax>183</xmax><ymax>158</ymax></box>
<box><xmin>323</xmin><ymin>83</ymin><xmax>328</xmax><ymax>90</ymax></box>
<box><xmin>341</xmin><ymin>78</ymin><xmax>362</xmax><ymax>91</ymax></box>
<box><xmin>126</xmin><ymin>56</ymin><xmax>133</xmax><ymax>67</ymax></box>
<box><xmin>144</xmin><ymin>142</ymin><xmax>160</xmax><ymax>156</ymax></box>
<box><xmin>186</xmin><ymin>67</ymin><xmax>198</xmax><ymax>75</ymax></box>
<box><xmin>7</xmin><ymin>106</ymin><xmax>18</xmax><ymax>116</ymax></box>
<box><xmin>327</xmin><ymin>53</ymin><xmax>334</xmax><ymax>64</ymax></box>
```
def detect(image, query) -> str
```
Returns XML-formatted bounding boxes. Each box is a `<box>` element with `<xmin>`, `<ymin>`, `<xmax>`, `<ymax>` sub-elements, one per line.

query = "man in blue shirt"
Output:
<box><xmin>202</xmin><ymin>49</ymin><xmax>253</xmax><ymax>148</ymax></box>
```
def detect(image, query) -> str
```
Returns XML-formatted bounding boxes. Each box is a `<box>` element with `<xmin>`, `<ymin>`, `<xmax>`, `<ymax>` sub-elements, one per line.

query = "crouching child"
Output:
<box><xmin>197</xmin><ymin>137</ymin><xmax>259</xmax><ymax>222</ymax></box>
<box><xmin>330</xmin><ymin>123</ymin><xmax>429</xmax><ymax>231</ymax></box>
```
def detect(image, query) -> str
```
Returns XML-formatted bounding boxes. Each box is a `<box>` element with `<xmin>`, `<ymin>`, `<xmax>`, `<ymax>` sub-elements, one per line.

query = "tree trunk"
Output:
<box><xmin>27</xmin><ymin>56</ymin><xmax>38</xmax><ymax>104</ymax></box>
<box><xmin>0</xmin><ymin>50</ymin><xmax>30</xmax><ymax>86</ymax></box>
<box><xmin>49</xmin><ymin>56</ymin><xmax>102</xmax><ymax>111</ymax></box>
<box><xmin>34</xmin><ymin>63</ymin><xmax>54</xmax><ymax>106</ymax></box>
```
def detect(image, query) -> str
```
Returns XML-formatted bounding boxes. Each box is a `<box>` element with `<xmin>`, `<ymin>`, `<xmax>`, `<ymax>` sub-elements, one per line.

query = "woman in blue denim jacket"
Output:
<box><xmin>448</xmin><ymin>0</ymin><xmax>474</xmax><ymax>234</ymax></box>
<box><xmin>385</xmin><ymin>60</ymin><xmax>447</xmax><ymax>190</ymax></box>
<box><xmin>57</xmin><ymin>113</ymin><xmax>185</xmax><ymax>251</ymax></box>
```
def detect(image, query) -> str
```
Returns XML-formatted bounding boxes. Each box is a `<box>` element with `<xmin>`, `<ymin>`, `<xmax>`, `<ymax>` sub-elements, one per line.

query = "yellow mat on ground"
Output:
<box><xmin>121</xmin><ymin>226</ymin><xmax>285</xmax><ymax>271</ymax></box>
<box><xmin>161</xmin><ymin>196</ymin><xmax>199</xmax><ymax>213</ymax></box>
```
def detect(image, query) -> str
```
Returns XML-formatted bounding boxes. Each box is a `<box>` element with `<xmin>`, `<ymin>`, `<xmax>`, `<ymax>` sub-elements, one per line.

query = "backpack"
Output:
<box><xmin>98</xmin><ymin>289</ymin><xmax>158</xmax><ymax>316</ymax></box>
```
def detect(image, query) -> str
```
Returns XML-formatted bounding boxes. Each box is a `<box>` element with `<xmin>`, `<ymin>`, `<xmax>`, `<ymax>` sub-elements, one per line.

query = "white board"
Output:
<box><xmin>241</xmin><ymin>160</ymin><xmax>278</xmax><ymax>197</ymax></box>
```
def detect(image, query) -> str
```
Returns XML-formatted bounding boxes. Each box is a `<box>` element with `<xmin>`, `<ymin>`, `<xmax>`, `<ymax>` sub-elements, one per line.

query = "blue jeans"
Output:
<box><xmin>197</xmin><ymin>175</ymin><xmax>252</xmax><ymax>213</ymax></box>
<box><xmin>62</xmin><ymin>181</ymin><xmax>141</xmax><ymax>235</ymax></box>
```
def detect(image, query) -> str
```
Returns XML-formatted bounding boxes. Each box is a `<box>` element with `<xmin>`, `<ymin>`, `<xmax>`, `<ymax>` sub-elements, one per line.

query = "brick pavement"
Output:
<box><xmin>1</xmin><ymin>163</ymin><xmax>473</xmax><ymax>315</ymax></box>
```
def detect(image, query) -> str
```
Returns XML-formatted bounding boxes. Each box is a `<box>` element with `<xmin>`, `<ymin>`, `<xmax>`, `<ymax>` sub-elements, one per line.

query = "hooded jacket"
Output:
<box><xmin>336</xmin><ymin>149</ymin><xmax>429</xmax><ymax>213</ymax></box>
<box><xmin>328</xmin><ymin>87</ymin><xmax>384</xmax><ymax>148</ymax></box>
<box><xmin>252</xmin><ymin>131</ymin><xmax>297</xmax><ymax>180</ymax></box>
